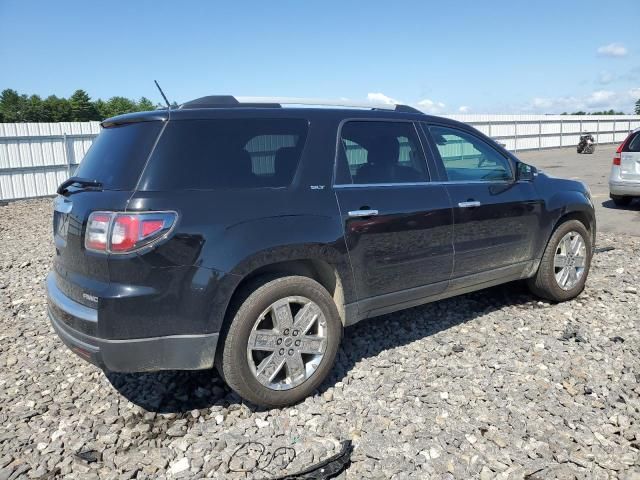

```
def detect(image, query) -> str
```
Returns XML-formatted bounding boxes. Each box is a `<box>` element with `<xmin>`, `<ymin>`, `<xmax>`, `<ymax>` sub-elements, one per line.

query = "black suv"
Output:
<box><xmin>48</xmin><ymin>96</ymin><xmax>595</xmax><ymax>407</ymax></box>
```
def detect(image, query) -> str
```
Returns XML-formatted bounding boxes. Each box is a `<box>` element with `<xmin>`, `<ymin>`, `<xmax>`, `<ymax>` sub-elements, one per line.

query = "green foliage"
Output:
<box><xmin>0</xmin><ymin>88</ymin><xmax>160</xmax><ymax>122</ymax></box>
<box><xmin>635</xmin><ymin>98</ymin><xmax>640</xmax><ymax>115</ymax></box>
<box><xmin>561</xmin><ymin>110</ymin><xmax>624</xmax><ymax>115</ymax></box>
<box><xmin>69</xmin><ymin>89</ymin><xmax>98</xmax><ymax>121</ymax></box>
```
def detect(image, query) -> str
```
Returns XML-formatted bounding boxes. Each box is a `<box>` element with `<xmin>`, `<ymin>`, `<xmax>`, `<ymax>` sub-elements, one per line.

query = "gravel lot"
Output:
<box><xmin>1</xmin><ymin>198</ymin><xmax>639</xmax><ymax>479</ymax></box>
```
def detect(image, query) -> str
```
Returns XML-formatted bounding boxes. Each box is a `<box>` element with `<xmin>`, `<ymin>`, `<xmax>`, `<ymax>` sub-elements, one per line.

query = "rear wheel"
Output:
<box><xmin>611</xmin><ymin>195</ymin><xmax>633</xmax><ymax>207</ymax></box>
<box><xmin>527</xmin><ymin>220</ymin><xmax>592</xmax><ymax>302</ymax></box>
<box><xmin>217</xmin><ymin>275</ymin><xmax>342</xmax><ymax>407</ymax></box>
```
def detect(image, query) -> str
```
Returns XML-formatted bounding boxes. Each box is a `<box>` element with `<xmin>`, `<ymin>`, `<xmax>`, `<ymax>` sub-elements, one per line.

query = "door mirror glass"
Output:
<box><xmin>517</xmin><ymin>162</ymin><xmax>537</xmax><ymax>181</ymax></box>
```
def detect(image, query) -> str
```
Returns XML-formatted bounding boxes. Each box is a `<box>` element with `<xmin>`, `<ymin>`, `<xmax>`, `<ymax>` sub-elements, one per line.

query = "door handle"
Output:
<box><xmin>458</xmin><ymin>201</ymin><xmax>481</xmax><ymax>208</ymax></box>
<box><xmin>348</xmin><ymin>209</ymin><xmax>379</xmax><ymax>218</ymax></box>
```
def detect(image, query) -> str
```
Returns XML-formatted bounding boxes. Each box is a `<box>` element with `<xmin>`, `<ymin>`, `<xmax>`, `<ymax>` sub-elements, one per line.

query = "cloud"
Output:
<box><xmin>458</xmin><ymin>105</ymin><xmax>470</xmax><ymax>113</ymax></box>
<box><xmin>367</xmin><ymin>92</ymin><xmax>400</xmax><ymax>105</ymax></box>
<box><xmin>524</xmin><ymin>87</ymin><xmax>639</xmax><ymax>113</ymax></box>
<box><xmin>597</xmin><ymin>43</ymin><xmax>628</xmax><ymax>57</ymax></box>
<box><xmin>417</xmin><ymin>98</ymin><xmax>447</xmax><ymax>114</ymax></box>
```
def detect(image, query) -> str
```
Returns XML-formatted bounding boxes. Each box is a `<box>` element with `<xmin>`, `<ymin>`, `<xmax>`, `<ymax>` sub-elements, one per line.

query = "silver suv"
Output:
<box><xmin>610</xmin><ymin>128</ymin><xmax>640</xmax><ymax>206</ymax></box>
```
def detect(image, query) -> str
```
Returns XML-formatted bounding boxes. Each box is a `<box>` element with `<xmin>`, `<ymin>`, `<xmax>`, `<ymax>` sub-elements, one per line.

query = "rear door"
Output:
<box><xmin>421</xmin><ymin>123</ymin><xmax>542</xmax><ymax>281</ymax></box>
<box><xmin>52</xmin><ymin>121</ymin><xmax>163</xmax><ymax>306</ymax></box>
<box><xmin>620</xmin><ymin>131</ymin><xmax>640</xmax><ymax>181</ymax></box>
<box><xmin>333</xmin><ymin>120</ymin><xmax>454</xmax><ymax>314</ymax></box>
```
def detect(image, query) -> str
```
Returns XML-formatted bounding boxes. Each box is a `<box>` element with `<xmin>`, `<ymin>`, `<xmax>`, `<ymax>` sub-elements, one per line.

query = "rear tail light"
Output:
<box><xmin>613</xmin><ymin>133</ymin><xmax>633</xmax><ymax>165</ymax></box>
<box><xmin>85</xmin><ymin>211</ymin><xmax>177</xmax><ymax>253</ymax></box>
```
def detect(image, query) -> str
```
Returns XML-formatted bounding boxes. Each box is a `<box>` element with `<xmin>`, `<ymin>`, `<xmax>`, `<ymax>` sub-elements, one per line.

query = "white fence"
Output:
<box><xmin>1</xmin><ymin>115</ymin><xmax>640</xmax><ymax>201</ymax></box>
<box><xmin>0</xmin><ymin>122</ymin><xmax>100</xmax><ymax>201</ymax></box>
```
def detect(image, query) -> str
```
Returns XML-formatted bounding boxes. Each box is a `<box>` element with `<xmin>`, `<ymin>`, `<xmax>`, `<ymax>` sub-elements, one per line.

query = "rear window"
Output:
<box><xmin>624</xmin><ymin>132</ymin><xmax>640</xmax><ymax>152</ymax></box>
<box><xmin>140</xmin><ymin>118</ymin><xmax>308</xmax><ymax>190</ymax></box>
<box><xmin>74</xmin><ymin>122</ymin><xmax>162</xmax><ymax>190</ymax></box>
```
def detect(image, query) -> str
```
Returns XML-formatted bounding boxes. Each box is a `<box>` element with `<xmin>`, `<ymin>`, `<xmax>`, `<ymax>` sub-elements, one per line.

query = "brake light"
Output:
<box><xmin>613</xmin><ymin>134</ymin><xmax>633</xmax><ymax>165</ymax></box>
<box><xmin>85</xmin><ymin>211</ymin><xmax>177</xmax><ymax>253</ymax></box>
<box><xmin>85</xmin><ymin>213</ymin><xmax>112</xmax><ymax>251</ymax></box>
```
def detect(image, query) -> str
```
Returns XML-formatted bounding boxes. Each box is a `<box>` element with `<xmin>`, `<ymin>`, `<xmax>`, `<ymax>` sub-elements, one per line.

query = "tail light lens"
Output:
<box><xmin>613</xmin><ymin>133</ymin><xmax>634</xmax><ymax>165</ymax></box>
<box><xmin>85</xmin><ymin>211</ymin><xmax>177</xmax><ymax>253</ymax></box>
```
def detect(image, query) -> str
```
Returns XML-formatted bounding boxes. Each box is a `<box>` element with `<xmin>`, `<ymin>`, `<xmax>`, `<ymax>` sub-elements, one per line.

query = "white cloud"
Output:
<box><xmin>597</xmin><ymin>43</ymin><xmax>628</xmax><ymax>57</ymax></box>
<box><xmin>524</xmin><ymin>87</ymin><xmax>639</xmax><ymax>113</ymax></box>
<box><xmin>417</xmin><ymin>98</ymin><xmax>447</xmax><ymax>114</ymax></box>
<box><xmin>367</xmin><ymin>92</ymin><xmax>400</xmax><ymax>105</ymax></box>
<box><xmin>458</xmin><ymin>105</ymin><xmax>470</xmax><ymax>113</ymax></box>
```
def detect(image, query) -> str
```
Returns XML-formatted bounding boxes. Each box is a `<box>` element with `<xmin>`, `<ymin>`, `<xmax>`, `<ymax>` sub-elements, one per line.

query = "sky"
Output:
<box><xmin>1</xmin><ymin>0</ymin><xmax>638</xmax><ymax>114</ymax></box>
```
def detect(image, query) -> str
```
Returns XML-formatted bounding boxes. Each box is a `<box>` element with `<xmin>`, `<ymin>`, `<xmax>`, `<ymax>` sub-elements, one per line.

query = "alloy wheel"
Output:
<box><xmin>246</xmin><ymin>296</ymin><xmax>327</xmax><ymax>390</ymax></box>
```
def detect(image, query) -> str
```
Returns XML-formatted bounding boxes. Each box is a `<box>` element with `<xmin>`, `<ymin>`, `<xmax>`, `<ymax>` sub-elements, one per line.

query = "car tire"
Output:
<box><xmin>527</xmin><ymin>219</ymin><xmax>592</xmax><ymax>302</ymax></box>
<box><xmin>217</xmin><ymin>275</ymin><xmax>342</xmax><ymax>408</ymax></box>
<box><xmin>611</xmin><ymin>195</ymin><xmax>632</xmax><ymax>207</ymax></box>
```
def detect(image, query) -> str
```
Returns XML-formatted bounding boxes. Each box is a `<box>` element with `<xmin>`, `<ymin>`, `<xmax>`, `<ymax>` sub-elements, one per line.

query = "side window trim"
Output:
<box><xmin>421</xmin><ymin>122</ymin><xmax>515</xmax><ymax>183</ymax></box>
<box><xmin>332</xmin><ymin>118</ymin><xmax>432</xmax><ymax>187</ymax></box>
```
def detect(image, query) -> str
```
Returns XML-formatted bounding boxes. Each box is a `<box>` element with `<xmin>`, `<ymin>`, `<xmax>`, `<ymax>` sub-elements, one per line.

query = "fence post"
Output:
<box><xmin>559</xmin><ymin>119</ymin><xmax>563</xmax><ymax>148</ymax></box>
<box><xmin>596</xmin><ymin>118</ymin><xmax>600</xmax><ymax>144</ymax></box>
<box><xmin>613</xmin><ymin>119</ymin><xmax>616</xmax><ymax>143</ymax></box>
<box><xmin>62</xmin><ymin>133</ymin><xmax>71</xmax><ymax>178</ymax></box>
<box><xmin>539</xmin><ymin>120</ymin><xmax>542</xmax><ymax>150</ymax></box>
<box><xmin>514</xmin><ymin>121</ymin><xmax>518</xmax><ymax>152</ymax></box>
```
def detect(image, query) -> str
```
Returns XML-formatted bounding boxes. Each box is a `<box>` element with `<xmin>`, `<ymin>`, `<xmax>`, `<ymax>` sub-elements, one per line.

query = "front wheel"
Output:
<box><xmin>217</xmin><ymin>275</ymin><xmax>342</xmax><ymax>408</ymax></box>
<box><xmin>527</xmin><ymin>220</ymin><xmax>592</xmax><ymax>302</ymax></box>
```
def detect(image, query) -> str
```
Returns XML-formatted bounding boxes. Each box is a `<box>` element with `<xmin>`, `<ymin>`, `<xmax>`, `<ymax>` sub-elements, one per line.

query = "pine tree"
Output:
<box><xmin>69</xmin><ymin>89</ymin><xmax>98</xmax><ymax>121</ymax></box>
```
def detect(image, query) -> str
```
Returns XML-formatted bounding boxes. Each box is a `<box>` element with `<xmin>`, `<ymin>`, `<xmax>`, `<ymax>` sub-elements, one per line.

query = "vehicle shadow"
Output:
<box><xmin>601</xmin><ymin>199</ymin><xmax>639</xmax><ymax>210</ymax></box>
<box><xmin>106</xmin><ymin>281</ymin><xmax>540</xmax><ymax>414</ymax></box>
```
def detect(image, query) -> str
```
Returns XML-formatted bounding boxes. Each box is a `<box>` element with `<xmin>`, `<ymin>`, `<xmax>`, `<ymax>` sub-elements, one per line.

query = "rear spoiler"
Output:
<box><xmin>101</xmin><ymin>111</ymin><xmax>169</xmax><ymax>128</ymax></box>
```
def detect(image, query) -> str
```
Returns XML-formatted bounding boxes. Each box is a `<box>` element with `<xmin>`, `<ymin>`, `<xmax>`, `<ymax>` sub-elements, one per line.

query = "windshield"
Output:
<box><xmin>74</xmin><ymin>122</ymin><xmax>163</xmax><ymax>190</ymax></box>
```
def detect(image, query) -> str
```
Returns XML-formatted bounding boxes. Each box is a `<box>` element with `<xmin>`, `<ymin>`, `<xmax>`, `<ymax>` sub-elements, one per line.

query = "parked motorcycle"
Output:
<box><xmin>577</xmin><ymin>133</ymin><xmax>595</xmax><ymax>154</ymax></box>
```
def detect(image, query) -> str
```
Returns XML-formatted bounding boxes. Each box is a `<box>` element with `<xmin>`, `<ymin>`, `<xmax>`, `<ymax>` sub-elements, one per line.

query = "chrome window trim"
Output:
<box><xmin>334</xmin><ymin>181</ymin><xmax>434</xmax><ymax>189</ymax></box>
<box><xmin>333</xmin><ymin>179</ymin><xmax>521</xmax><ymax>188</ymax></box>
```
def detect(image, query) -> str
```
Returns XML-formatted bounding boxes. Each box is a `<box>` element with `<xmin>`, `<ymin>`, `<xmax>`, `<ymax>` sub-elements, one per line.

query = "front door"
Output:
<box><xmin>333</xmin><ymin>120</ymin><xmax>454</xmax><ymax>313</ymax></box>
<box><xmin>422</xmin><ymin>123</ymin><xmax>542</xmax><ymax>280</ymax></box>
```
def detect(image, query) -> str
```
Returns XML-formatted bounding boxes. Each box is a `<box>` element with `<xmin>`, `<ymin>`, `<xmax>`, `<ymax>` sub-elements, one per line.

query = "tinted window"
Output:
<box><xmin>624</xmin><ymin>132</ymin><xmax>640</xmax><ymax>152</ymax></box>
<box><xmin>427</xmin><ymin>125</ymin><xmax>513</xmax><ymax>182</ymax></box>
<box><xmin>74</xmin><ymin>122</ymin><xmax>162</xmax><ymax>190</ymax></box>
<box><xmin>335</xmin><ymin>121</ymin><xmax>428</xmax><ymax>184</ymax></box>
<box><xmin>141</xmin><ymin>119</ymin><xmax>308</xmax><ymax>190</ymax></box>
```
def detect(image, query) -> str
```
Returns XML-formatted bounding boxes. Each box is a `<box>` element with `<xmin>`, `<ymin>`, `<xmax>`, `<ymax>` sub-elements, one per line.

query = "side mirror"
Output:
<box><xmin>517</xmin><ymin>162</ymin><xmax>537</xmax><ymax>181</ymax></box>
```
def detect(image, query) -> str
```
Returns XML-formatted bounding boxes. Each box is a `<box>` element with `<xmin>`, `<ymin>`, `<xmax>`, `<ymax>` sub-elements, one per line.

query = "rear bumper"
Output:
<box><xmin>46</xmin><ymin>273</ymin><xmax>218</xmax><ymax>372</ymax></box>
<box><xmin>609</xmin><ymin>180</ymin><xmax>640</xmax><ymax>197</ymax></box>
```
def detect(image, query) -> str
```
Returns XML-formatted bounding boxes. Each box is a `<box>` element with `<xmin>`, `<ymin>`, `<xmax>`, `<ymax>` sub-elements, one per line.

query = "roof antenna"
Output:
<box><xmin>154</xmin><ymin>80</ymin><xmax>171</xmax><ymax>109</ymax></box>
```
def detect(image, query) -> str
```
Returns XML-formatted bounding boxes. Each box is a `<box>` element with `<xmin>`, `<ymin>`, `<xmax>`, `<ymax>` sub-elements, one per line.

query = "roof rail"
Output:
<box><xmin>180</xmin><ymin>95</ymin><xmax>424</xmax><ymax>113</ymax></box>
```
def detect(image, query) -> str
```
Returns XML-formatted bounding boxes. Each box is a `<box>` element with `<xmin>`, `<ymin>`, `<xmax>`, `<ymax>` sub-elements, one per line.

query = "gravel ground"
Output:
<box><xmin>0</xmin><ymin>198</ymin><xmax>639</xmax><ymax>480</ymax></box>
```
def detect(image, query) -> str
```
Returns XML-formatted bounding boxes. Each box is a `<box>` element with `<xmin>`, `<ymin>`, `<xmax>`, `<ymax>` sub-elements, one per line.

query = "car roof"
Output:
<box><xmin>101</xmin><ymin>96</ymin><xmax>467</xmax><ymax>130</ymax></box>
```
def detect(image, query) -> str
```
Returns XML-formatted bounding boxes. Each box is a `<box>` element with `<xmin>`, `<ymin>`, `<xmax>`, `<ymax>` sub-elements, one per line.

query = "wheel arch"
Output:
<box><xmin>220</xmin><ymin>251</ymin><xmax>355</xmax><ymax>332</ymax></box>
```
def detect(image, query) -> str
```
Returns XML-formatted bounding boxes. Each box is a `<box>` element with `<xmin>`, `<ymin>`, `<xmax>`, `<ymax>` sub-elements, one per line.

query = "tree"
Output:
<box><xmin>1</xmin><ymin>89</ymin><xmax>161</xmax><ymax>122</ymax></box>
<box><xmin>635</xmin><ymin>98</ymin><xmax>640</xmax><ymax>115</ymax></box>
<box><xmin>42</xmin><ymin>95</ymin><xmax>72</xmax><ymax>122</ymax></box>
<box><xmin>69</xmin><ymin>89</ymin><xmax>99</xmax><ymax>121</ymax></box>
<box><xmin>24</xmin><ymin>95</ymin><xmax>46</xmax><ymax>122</ymax></box>
<box><xmin>137</xmin><ymin>96</ymin><xmax>155</xmax><ymax>112</ymax></box>
<box><xmin>0</xmin><ymin>89</ymin><xmax>28</xmax><ymax>122</ymax></box>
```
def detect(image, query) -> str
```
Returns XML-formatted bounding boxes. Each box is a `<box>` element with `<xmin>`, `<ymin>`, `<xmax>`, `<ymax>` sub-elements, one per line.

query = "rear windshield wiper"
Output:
<box><xmin>57</xmin><ymin>177</ymin><xmax>103</xmax><ymax>195</ymax></box>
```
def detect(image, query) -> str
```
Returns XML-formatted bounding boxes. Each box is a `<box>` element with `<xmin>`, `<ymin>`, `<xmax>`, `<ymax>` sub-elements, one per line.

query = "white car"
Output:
<box><xmin>609</xmin><ymin>127</ymin><xmax>640</xmax><ymax>206</ymax></box>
